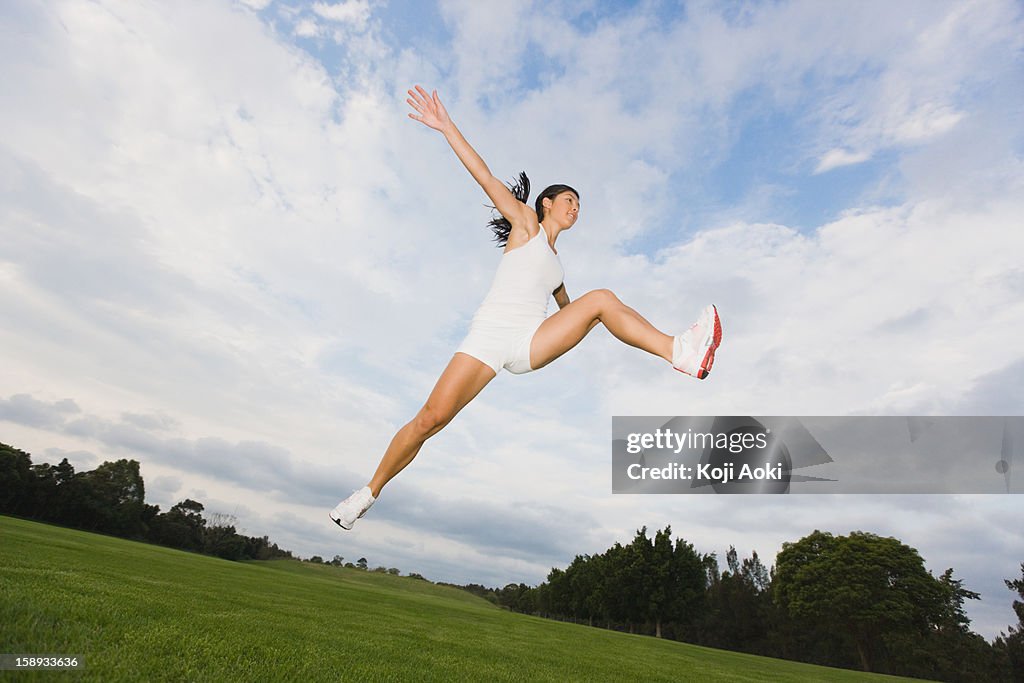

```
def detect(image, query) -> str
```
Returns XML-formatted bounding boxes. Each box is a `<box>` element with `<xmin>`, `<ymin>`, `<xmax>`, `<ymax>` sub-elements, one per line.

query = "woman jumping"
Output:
<box><xmin>329</xmin><ymin>86</ymin><xmax>722</xmax><ymax>530</ymax></box>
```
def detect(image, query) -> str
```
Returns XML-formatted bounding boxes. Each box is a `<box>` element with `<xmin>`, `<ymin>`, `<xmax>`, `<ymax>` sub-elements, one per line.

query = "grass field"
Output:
<box><xmin>0</xmin><ymin>515</ymin><xmax>928</xmax><ymax>682</ymax></box>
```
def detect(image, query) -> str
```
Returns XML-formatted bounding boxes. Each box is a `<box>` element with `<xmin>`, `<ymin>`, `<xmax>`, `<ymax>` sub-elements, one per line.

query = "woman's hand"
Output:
<box><xmin>405</xmin><ymin>84</ymin><xmax>531</xmax><ymax>229</ymax></box>
<box><xmin>407</xmin><ymin>85</ymin><xmax>452</xmax><ymax>134</ymax></box>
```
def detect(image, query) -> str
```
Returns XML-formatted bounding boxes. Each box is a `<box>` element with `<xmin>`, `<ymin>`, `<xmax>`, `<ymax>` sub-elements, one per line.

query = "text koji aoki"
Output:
<box><xmin>626</xmin><ymin>462</ymin><xmax>785</xmax><ymax>483</ymax></box>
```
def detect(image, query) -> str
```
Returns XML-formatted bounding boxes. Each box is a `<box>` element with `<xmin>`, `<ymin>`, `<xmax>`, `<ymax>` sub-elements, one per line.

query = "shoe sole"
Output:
<box><xmin>674</xmin><ymin>305</ymin><xmax>722</xmax><ymax>380</ymax></box>
<box><xmin>329</xmin><ymin>511</ymin><xmax>353</xmax><ymax>531</ymax></box>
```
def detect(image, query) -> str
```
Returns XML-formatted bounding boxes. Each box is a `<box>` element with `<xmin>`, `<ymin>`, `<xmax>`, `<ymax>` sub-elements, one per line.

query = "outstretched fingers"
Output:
<box><xmin>406</xmin><ymin>85</ymin><xmax>449</xmax><ymax>131</ymax></box>
<box><xmin>409</xmin><ymin>86</ymin><xmax>434</xmax><ymax>113</ymax></box>
<box><xmin>407</xmin><ymin>87</ymin><xmax>427</xmax><ymax>119</ymax></box>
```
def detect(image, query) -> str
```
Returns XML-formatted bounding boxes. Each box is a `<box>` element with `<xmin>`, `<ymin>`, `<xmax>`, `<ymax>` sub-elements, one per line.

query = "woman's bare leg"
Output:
<box><xmin>366</xmin><ymin>352</ymin><xmax>496</xmax><ymax>497</ymax></box>
<box><xmin>529</xmin><ymin>289</ymin><xmax>673</xmax><ymax>370</ymax></box>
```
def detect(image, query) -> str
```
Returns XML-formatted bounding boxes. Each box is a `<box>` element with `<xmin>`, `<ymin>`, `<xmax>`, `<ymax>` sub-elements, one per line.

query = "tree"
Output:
<box><xmin>648</xmin><ymin>527</ymin><xmax>673</xmax><ymax>637</ymax></box>
<box><xmin>25</xmin><ymin>458</ymin><xmax>82</xmax><ymax>524</ymax></box>
<box><xmin>565</xmin><ymin>554</ymin><xmax>600</xmax><ymax>625</ymax></box>
<box><xmin>84</xmin><ymin>459</ymin><xmax>148</xmax><ymax>537</ymax></box>
<box><xmin>599</xmin><ymin>543</ymin><xmax>630</xmax><ymax>627</ymax></box>
<box><xmin>150</xmin><ymin>499</ymin><xmax>206</xmax><ymax>551</ymax></box>
<box><xmin>88</xmin><ymin>459</ymin><xmax>145</xmax><ymax>506</ymax></box>
<box><xmin>699</xmin><ymin>545</ymin><xmax>775</xmax><ymax>653</ymax></box>
<box><xmin>880</xmin><ymin>567</ymin><xmax>1005</xmax><ymax>681</ymax></box>
<box><xmin>203</xmin><ymin>513</ymin><xmax>246</xmax><ymax>561</ymax></box>
<box><xmin>995</xmin><ymin>562</ymin><xmax>1024</xmax><ymax>682</ymax></box>
<box><xmin>171</xmin><ymin>499</ymin><xmax>205</xmax><ymax>526</ymax></box>
<box><xmin>774</xmin><ymin>530</ymin><xmax>946</xmax><ymax>673</ymax></box>
<box><xmin>668</xmin><ymin>534</ymin><xmax>707</xmax><ymax>641</ymax></box>
<box><xmin>1008</xmin><ymin>563</ymin><xmax>1024</xmax><ymax>631</ymax></box>
<box><xmin>620</xmin><ymin>528</ymin><xmax>650</xmax><ymax>633</ymax></box>
<box><xmin>356</xmin><ymin>557</ymin><xmax>367</xmax><ymax>570</ymax></box>
<box><xmin>244</xmin><ymin>535</ymin><xmax>272</xmax><ymax>560</ymax></box>
<box><xmin>496</xmin><ymin>582</ymin><xmax>533</xmax><ymax>612</ymax></box>
<box><xmin>0</xmin><ymin>443</ymin><xmax>33</xmax><ymax>514</ymax></box>
<box><xmin>544</xmin><ymin>567</ymin><xmax>570</xmax><ymax>619</ymax></box>
<box><xmin>580</xmin><ymin>554</ymin><xmax>609</xmax><ymax>627</ymax></box>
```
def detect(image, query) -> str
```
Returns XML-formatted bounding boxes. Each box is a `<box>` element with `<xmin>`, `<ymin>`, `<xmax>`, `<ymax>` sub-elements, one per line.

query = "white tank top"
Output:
<box><xmin>471</xmin><ymin>223</ymin><xmax>564</xmax><ymax>330</ymax></box>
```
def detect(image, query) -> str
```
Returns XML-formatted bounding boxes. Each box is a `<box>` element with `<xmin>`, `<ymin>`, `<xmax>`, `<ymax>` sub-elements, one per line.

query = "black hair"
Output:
<box><xmin>486</xmin><ymin>172</ymin><xmax>580</xmax><ymax>247</ymax></box>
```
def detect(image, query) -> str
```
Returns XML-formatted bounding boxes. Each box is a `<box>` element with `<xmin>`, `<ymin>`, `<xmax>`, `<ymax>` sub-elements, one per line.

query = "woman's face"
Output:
<box><xmin>545</xmin><ymin>191</ymin><xmax>580</xmax><ymax>228</ymax></box>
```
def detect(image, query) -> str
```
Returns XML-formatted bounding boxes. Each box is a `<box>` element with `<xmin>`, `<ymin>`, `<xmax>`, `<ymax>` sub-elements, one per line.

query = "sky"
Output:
<box><xmin>1</xmin><ymin>0</ymin><xmax>1023</xmax><ymax>641</ymax></box>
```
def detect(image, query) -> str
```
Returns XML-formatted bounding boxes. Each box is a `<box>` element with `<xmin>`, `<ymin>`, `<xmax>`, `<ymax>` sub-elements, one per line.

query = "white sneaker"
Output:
<box><xmin>672</xmin><ymin>304</ymin><xmax>722</xmax><ymax>379</ymax></box>
<box><xmin>329</xmin><ymin>486</ymin><xmax>376</xmax><ymax>530</ymax></box>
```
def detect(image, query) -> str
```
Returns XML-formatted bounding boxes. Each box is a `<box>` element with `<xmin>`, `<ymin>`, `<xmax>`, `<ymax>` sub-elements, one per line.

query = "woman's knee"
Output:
<box><xmin>582</xmin><ymin>288</ymin><xmax>620</xmax><ymax>313</ymax></box>
<box><xmin>411</xmin><ymin>403</ymin><xmax>453</xmax><ymax>439</ymax></box>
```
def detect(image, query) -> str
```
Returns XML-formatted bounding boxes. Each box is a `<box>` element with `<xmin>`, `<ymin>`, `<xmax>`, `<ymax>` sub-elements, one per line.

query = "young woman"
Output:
<box><xmin>330</xmin><ymin>86</ymin><xmax>722</xmax><ymax>530</ymax></box>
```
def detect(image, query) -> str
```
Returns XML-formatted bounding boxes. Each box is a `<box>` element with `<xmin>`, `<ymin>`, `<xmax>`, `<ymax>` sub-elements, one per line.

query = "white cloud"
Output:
<box><xmin>438</xmin><ymin>0</ymin><xmax>532</xmax><ymax>101</ymax></box>
<box><xmin>312</xmin><ymin>0</ymin><xmax>370</xmax><ymax>28</ymax></box>
<box><xmin>889</xmin><ymin>104</ymin><xmax>964</xmax><ymax>143</ymax></box>
<box><xmin>814</xmin><ymin>148</ymin><xmax>872</xmax><ymax>173</ymax></box>
<box><xmin>293</xmin><ymin>17</ymin><xmax>321</xmax><ymax>37</ymax></box>
<box><xmin>802</xmin><ymin>0</ymin><xmax>1021</xmax><ymax>165</ymax></box>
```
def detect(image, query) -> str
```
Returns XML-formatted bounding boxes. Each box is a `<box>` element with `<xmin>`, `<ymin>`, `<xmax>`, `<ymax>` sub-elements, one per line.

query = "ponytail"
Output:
<box><xmin>486</xmin><ymin>172</ymin><xmax>530</xmax><ymax>247</ymax></box>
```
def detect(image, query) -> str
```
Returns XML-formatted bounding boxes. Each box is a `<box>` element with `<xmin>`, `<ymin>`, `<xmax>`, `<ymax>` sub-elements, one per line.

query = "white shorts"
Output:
<box><xmin>456</xmin><ymin>320</ymin><xmax>543</xmax><ymax>375</ymax></box>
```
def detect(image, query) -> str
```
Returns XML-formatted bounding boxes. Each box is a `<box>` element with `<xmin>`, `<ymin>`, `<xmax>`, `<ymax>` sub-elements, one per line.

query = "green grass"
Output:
<box><xmin>0</xmin><ymin>516</ymin><xmax>928</xmax><ymax>682</ymax></box>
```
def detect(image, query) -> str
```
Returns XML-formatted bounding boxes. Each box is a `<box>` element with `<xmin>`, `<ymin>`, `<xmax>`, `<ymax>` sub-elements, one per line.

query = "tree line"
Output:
<box><xmin>0</xmin><ymin>442</ymin><xmax>294</xmax><ymax>562</ymax></box>
<box><xmin>302</xmin><ymin>553</ymin><xmax>424</xmax><ymax>578</ymax></box>
<box><xmin>472</xmin><ymin>526</ymin><xmax>1024</xmax><ymax>682</ymax></box>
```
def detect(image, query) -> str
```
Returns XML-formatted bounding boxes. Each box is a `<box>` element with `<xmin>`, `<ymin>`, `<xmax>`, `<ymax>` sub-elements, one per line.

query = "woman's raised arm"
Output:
<box><xmin>407</xmin><ymin>85</ymin><xmax>531</xmax><ymax>230</ymax></box>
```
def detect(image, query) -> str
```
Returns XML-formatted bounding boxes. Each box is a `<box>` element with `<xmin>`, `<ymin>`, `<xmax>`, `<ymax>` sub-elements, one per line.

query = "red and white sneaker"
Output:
<box><xmin>329</xmin><ymin>486</ymin><xmax>375</xmax><ymax>530</ymax></box>
<box><xmin>672</xmin><ymin>304</ymin><xmax>722</xmax><ymax>379</ymax></box>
